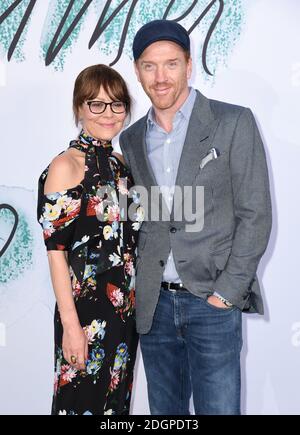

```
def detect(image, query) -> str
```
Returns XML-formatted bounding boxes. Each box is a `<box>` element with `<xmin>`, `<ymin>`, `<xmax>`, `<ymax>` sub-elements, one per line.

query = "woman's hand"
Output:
<box><xmin>62</xmin><ymin>322</ymin><xmax>89</xmax><ymax>371</ymax></box>
<box><xmin>46</xmin><ymin>252</ymin><xmax>89</xmax><ymax>371</ymax></box>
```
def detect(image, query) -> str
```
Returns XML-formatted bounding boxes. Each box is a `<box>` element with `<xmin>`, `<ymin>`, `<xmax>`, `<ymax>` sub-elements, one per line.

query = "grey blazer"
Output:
<box><xmin>120</xmin><ymin>90</ymin><xmax>272</xmax><ymax>334</ymax></box>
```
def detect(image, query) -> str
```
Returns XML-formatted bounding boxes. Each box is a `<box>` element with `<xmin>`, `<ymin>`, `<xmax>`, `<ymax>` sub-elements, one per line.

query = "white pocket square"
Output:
<box><xmin>199</xmin><ymin>148</ymin><xmax>220</xmax><ymax>169</ymax></box>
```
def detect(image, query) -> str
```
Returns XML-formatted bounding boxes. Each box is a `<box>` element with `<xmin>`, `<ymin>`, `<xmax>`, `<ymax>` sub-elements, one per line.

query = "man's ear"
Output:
<box><xmin>134</xmin><ymin>61</ymin><xmax>141</xmax><ymax>83</ymax></box>
<box><xmin>187</xmin><ymin>57</ymin><xmax>192</xmax><ymax>80</ymax></box>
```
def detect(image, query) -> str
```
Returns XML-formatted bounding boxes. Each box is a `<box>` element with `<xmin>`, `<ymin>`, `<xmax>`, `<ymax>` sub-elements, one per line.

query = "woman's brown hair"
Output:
<box><xmin>73</xmin><ymin>64</ymin><xmax>131</xmax><ymax>126</ymax></box>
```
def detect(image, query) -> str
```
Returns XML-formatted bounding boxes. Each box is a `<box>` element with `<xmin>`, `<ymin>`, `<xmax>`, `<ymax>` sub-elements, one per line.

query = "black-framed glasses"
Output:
<box><xmin>86</xmin><ymin>100</ymin><xmax>127</xmax><ymax>114</ymax></box>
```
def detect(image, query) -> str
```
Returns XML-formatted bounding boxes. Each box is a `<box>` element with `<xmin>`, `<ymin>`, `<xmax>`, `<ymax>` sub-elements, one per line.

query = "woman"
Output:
<box><xmin>37</xmin><ymin>64</ymin><xmax>142</xmax><ymax>415</ymax></box>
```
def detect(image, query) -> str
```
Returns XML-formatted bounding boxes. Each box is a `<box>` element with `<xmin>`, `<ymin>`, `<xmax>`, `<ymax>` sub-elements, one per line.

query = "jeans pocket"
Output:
<box><xmin>204</xmin><ymin>297</ymin><xmax>236</xmax><ymax>313</ymax></box>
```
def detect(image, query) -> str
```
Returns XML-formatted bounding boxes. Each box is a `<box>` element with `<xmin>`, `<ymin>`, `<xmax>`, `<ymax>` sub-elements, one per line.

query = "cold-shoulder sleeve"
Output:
<box><xmin>37</xmin><ymin>168</ymin><xmax>83</xmax><ymax>251</ymax></box>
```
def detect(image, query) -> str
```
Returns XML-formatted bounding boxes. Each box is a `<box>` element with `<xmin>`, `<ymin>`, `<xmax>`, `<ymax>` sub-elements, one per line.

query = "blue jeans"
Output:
<box><xmin>140</xmin><ymin>287</ymin><xmax>242</xmax><ymax>415</ymax></box>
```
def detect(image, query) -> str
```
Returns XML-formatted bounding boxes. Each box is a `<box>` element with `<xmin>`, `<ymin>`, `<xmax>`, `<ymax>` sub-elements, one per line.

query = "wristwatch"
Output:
<box><xmin>213</xmin><ymin>292</ymin><xmax>233</xmax><ymax>308</ymax></box>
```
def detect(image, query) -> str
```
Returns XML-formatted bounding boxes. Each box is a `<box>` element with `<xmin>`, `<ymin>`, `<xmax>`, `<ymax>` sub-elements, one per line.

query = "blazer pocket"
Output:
<box><xmin>211</xmin><ymin>237</ymin><xmax>233</xmax><ymax>254</ymax></box>
<box><xmin>194</xmin><ymin>151</ymin><xmax>229</xmax><ymax>185</ymax></box>
<box><xmin>212</xmin><ymin>246</ymin><xmax>232</xmax><ymax>273</ymax></box>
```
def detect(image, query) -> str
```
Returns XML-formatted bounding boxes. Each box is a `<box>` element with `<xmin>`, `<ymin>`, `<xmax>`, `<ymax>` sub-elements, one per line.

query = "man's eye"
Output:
<box><xmin>144</xmin><ymin>64</ymin><xmax>154</xmax><ymax>71</ymax></box>
<box><xmin>169</xmin><ymin>62</ymin><xmax>177</xmax><ymax>68</ymax></box>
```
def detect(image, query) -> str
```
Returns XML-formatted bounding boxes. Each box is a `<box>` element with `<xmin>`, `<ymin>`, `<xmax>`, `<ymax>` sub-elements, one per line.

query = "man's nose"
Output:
<box><xmin>154</xmin><ymin>66</ymin><xmax>167</xmax><ymax>83</ymax></box>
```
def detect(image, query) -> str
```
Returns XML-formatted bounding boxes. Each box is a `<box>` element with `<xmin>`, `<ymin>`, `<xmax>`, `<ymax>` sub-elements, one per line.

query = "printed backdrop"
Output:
<box><xmin>0</xmin><ymin>0</ymin><xmax>299</xmax><ymax>415</ymax></box>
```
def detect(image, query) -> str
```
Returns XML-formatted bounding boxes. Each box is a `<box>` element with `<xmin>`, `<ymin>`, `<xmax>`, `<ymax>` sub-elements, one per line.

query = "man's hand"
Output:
<box><xmin>207</xmin><ymin>295</ymin><xmax>230</xmax><ymax>309</ymax></box>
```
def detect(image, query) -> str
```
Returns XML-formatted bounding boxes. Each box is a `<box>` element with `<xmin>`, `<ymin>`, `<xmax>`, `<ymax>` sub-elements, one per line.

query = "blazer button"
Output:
<box><xmin>170</xmin><ymin>227</ymin><xmax>177</xmax><ymax>233</ymax></box>
<box><xmin>159</xmin><ymin>260</ymin><xmax>165</xmax><ymax>267</ymax></box>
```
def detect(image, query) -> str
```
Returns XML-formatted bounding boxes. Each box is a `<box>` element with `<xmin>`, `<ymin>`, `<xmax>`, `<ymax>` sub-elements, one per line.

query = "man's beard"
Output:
<box><xmin>148</xmin><ymin>84</ymin><xmax>177</xmax><ymax>109</ymax></box>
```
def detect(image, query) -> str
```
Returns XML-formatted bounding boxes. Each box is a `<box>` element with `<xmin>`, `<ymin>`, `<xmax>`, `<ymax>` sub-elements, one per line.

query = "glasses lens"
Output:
<box><xmin>89</xmin><ymin>101</ymin><xmax>106</xmax><ymax>114</ymax></box>
<box><xmin>111</xmin><ymin>102</ymin><xmax>126</xmax><ymax>113</ymax></box>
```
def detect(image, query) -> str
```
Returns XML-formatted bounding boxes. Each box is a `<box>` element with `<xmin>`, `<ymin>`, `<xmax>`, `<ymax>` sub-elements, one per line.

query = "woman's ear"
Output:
<box><xmin>77</xmin><ymin>105</ymin><xmax>84</xmax><ymax>124</ymax></box>
<box><xmin>78</xmin><ymin>112</ymin><xmax>84</xmax><ymax>129</ymax></box>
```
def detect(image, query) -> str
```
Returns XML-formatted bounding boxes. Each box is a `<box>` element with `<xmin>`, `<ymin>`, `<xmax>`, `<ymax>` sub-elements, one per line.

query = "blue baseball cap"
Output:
<box><xmin>133</xmin><ymin>19</ymin><xmax>190</xmax><ymax>61</ymax></box>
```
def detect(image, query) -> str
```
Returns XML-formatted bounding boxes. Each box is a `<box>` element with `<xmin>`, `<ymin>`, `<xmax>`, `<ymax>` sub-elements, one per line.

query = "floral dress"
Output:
<box><xmin>37</xmin><ymin>131</ymin><xmax>143</xmax><ymax>415</ymax></box>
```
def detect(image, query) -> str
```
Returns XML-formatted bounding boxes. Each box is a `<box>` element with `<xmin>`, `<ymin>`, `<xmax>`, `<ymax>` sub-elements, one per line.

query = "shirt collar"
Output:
<box><xmin>178</xmin><ymin>86</ymin><xmax>196</xmax><ymax>121</ymax></box>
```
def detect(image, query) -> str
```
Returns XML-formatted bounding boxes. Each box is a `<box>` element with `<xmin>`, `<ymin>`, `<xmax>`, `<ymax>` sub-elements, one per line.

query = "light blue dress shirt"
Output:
<box><xmin>146</xmin><ymin>87</ymin><xmax>197</xmax><ymax>283</ymax></box>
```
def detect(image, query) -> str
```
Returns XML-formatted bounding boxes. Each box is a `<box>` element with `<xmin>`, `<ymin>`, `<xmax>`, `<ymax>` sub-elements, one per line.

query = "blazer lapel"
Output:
<box><xmin>132</xmin><ymin>122</ymin><xmax>171</xmax><ymax>217</ymax></box>
<box><xmin>131</xmin><ymin>116</ymin><xmax>158</xmax><ymax>189</ymax></box>
<box><xmin>131</xmin><ymin>91</ymin><xmax>219</xmax><ymax>221</ymax></box>
<box><xmin>171</xmin><ymin>91</ymin><xmax>219</xmax><ymax>219</ymax></box>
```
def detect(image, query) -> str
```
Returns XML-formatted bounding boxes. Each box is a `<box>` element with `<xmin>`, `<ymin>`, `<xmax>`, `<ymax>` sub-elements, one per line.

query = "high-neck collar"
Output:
<box><xmin>69</xmin><ymin>129</ymin><xmax>114</xmax><ymax>183</ymax></box>
<box><xmin>69</xmin><ymin>130</ymin><xmax>113</xmax><ymax>154</ymax></box>
<box><xmin>79</xmin><ymin>130</ymin><xmax>112</xmax><ymax>149</ymax></box>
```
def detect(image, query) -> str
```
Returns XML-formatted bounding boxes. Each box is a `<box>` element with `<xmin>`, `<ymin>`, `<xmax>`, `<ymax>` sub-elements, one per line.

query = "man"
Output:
<box><xmin>120</xmin><ymin>20</ymin><xmax>272</xmax><ymax>415</ymax></box>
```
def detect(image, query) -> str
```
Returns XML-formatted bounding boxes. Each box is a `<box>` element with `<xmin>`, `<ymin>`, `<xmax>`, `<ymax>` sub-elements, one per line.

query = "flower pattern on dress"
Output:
<box><xmin>37</xmin><ymin>130</ymin><xmax>142</xmax><ymax>415</ymax></box>
<box><xmin>107</xmin><ymin>343</ymin><xmax>130</xmax><ymax>395</ymax></box>
<box><xmin>54</xmin><ymin>319</ymin><xmax>107</xmax><ymax>393</ymax></box>
<box><xmin>39</xmin><ymin>191</ymin><xmax>81</xmax><ymax>241</ymax></box>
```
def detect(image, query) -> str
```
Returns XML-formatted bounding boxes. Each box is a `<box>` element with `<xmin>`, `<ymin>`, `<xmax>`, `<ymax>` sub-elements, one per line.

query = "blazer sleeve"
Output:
<box><xmin>213</xmin><ymin>108</ymin><xmax>272</xmax><ymax>309</ymax></box>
